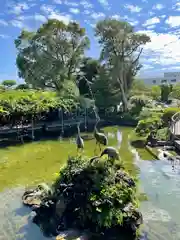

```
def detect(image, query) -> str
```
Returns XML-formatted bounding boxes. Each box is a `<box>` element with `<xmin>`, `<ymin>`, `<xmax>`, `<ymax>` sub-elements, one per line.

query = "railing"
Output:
<box><xmin>171</xmin><ymin>111</ymin><xmax>180</xmax><ymax>136</ymax></box>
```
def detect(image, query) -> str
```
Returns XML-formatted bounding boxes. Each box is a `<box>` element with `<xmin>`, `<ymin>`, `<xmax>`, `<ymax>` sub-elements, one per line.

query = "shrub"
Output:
<box><xmin>162</xmin><ymin>107</ymin><xmax>180</xmax><ymax>125</ymax></box>
<box><xmin>129</xmin><ymin>95</ymin><xmax>151</xmax><ymax>116</ymax></box>
<box><xmin>135</xmin><ymin>117</ymin><xmax>162</xmax><ymax>136</ymax></box>
<box><xmin>34</xmin><ymin>156</ymin><xmax>142</xmax><ymax>239</ymax></box>
<box><xmin>138</xmin><ymin>107</ymin><xmax>163</xmax><ymax>121</ymax></box>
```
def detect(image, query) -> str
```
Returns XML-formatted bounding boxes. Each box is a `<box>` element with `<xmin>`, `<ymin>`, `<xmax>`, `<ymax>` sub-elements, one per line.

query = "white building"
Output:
<box><xmin>143</xmin><ymin>72</ymin><xmax>180</xmax><ymax>85</ymax></box>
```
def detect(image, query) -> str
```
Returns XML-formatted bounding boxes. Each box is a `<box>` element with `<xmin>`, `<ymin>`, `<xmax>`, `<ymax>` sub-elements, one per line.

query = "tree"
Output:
<box><xmin>92</xmin><ymin>67</ymin><xmax>121</xmax><ymax>113</ymax></box>
<box><xmin>15</xmin><ymin>19</ymin><xmax>90</xmax><ymax>92</ymax></box>
<box><xmin>95</xmin><ymin>19</ymin><xmax>150</xmax><ymax>111</ymax></box>
<box><xmin>78</xmin><ymin>57</ymin><xmax>100</xmax><ymax>97</ymax></box>
<box><xmin>16</xmin><ymin>83</ymin><xmax>30</xmax><ymax>90</ymax></box>
<box><xmin>2</xmin><ymin>80</ymin><xmax>16</xmax><ymax>89</ymax></box>
<box><xmin>160</xmin><ymin>84</ymin><xmax>172</xmax><ymax>102</ymax></box>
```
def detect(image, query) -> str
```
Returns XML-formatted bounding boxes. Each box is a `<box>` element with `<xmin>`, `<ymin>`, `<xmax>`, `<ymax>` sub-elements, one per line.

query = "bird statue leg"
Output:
<box><xmin>94</xmin><ymin>141</ymin><xmax>98</xmax><ymax>154</ymax></box>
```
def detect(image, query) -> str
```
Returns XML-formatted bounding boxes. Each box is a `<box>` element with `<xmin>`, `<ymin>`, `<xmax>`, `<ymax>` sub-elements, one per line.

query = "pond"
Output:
<box><xmin>0</xmin><ymin>126</ymin><xmax>180</xmax><ymax>239</ymax></box>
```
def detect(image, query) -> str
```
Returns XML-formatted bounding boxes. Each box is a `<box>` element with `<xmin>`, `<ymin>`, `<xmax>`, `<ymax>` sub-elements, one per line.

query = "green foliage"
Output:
<box><xmin>15</xmin><ymin>20</ymin><xmax>90</xmax><ymax>91</ymax></box>
<box><xmin>16</xmin><ymin>83</ymin><xmax>30</xmax><ymax>90</ymax></box>
<box><xmin>170</xmin><ymin>83</ymin><xmax>180</xmax><ymax>100</ymax></box>
<box><xmin>129</xmin><ymin>95</ymin><xmax>151</xmax><ymax>116</ymax></box>
<box><xmin>92</xmin><ymin>67</ymin><xmax>121</xmax><ymax>110</ymax></box>
<box><xmin>95</xmin><ymin>19</ymin><xmax>150</xmax><ymax>111</ymax></box>
<box><xmin>0</xmin><ymin>90</ymin><xmax>78</xmax><ymax>118</ymax></box>
<box><xmin>162</xmin><ymin>107</ymin><xmax>180</xmax><ymax>125</ymax></box>
<box><xmin>2</xmin><ymin>80</ymin><xmax>16</xmax><ymax>88</ymax></box>
<box><xmin>78</xmin><ymin>57</ymin><xmax>100</xmax><ymax>97</ymax></box>
<box><xmin>138</xmin><ymin>107</ymin><xmax>164</xmax><ymax>121</ymax></box>
<box><xmin>156</xmin><ymin>127</ymin><xmax>169</xmax><ymax>141</ymax></box>
<box><xmin>135</xmin><ymin>117</ymin><xmax>162</xmax><ymax>136</ymax></box>
<box><xmin>130</xmin><ymin>80</ymin><xmax>151</xmax><ymax>97</ymax></box>
<box><xmin>160</xmin><ymin>84</ymin><xmax>172</xmax><ymax>102</ymax></box>
<box><xmin>151</xmin><ymin>85</ymin><xmax>161</xmax><ymax>100</ymax></box>
<box><xmin>53</xmin><ymin>155</ymin><xmax>141</xmax><ymax>238</ymax></box>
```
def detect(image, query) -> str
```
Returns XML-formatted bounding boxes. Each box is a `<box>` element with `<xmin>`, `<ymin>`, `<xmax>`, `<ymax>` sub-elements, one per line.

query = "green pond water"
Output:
<box><xmin>0</xmin><ymin>126</ymin><xmax>180</xmax><ymax>239</ymax></box>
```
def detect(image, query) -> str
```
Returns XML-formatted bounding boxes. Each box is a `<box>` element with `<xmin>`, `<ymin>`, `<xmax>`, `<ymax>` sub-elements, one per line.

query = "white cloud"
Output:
<box><xmin>146</xmin><ymin>24</ymin><xmax>156</xmax><ymax>29</ymax></box>
<box><xmin>138</xmin><ymin>30</ymin><xmax>180</xmax><ymax>66</ymax></box>
<box><xmin>111</xmin><ymin>14</ymin><xmax>120</xmax><ymax>20</ymax></box>
<box><xmin>53</xmin><ymin>0</ymin><xmax>62</xmax><ymax>4</ymax></box>
<box><xmin>40</xmin><ymin>4</ymin><xmax>71</xmax><ymax>24</ymax></box>
<box><xmin>0</xmin><ymin>19</ymin><xmax>8</xmax><ymax>26</ymax></box>
<box><xmin>80</xmin><ymin>1</ymin><xmax>93</xmax><ymax>9</ymax></box>
<box><xmin>0</xmin><ymin>34</ymin><xmax>10</xmax><ymax>39</ymax></box>
<box><xmin>166</xmin><ymin>16</ymin><xmax>180</xmax><ymax>27</ymax></box>
<box><xmin>123</xmin><ymin>16</ymin><xmax>139</xmax><ymax>26</ymax></box>
<box><xmin>143</xmin><ymin>17</ymin><xmax>160</xmax><ymax>26</ymax></box>
<box><xmin>69</xmin><ymin>8</ymin><xmax>80</xmax><ymax>14</ymax></box>
<box><xmin>91</xmin><ymin>12</ymin><xmax>105</xmax><ymax>19</ymax></box>
<box><xmin>125</xmin><ymin>4</ymin><xmax>142</xmax><ymax>13</ymax></box>
<box><xmin>9</xmin><ymin>2</ymin><xmax>30</xmax><ymax>15</ymax></box>
<box><xmin>152</xmin><ymin>4</ymin><xmax>164</xmax><ymax>10</ymax></box>
<box><xmin>98</xmin><ymin>0</ymin><xmax>109</xmax><ymax>7</ymax></box>
<box><xmin>64</xmin><ymin>1</ymin><xmax>79</xmax><ymax>7</ymax></box>
<box><xmin>11</xmin><ymin>20</ymin><xmax>24</xmax><ymax>28</ymax></box>
<box><xmin>142</xmin><ymin>64</ymin><xmax>154</xmax><ymax>70</ymax></box>
<box><xmin>83</xmin><ymin>10</ymin><xmax>91</xmax><ymax>15</ymax></box>
<box><xmin>40</xmin><ymin>5</ymin><xmax>55</xmax><ymax>14</ymax></box>
<box><xmin>18</xmin><ymin>14</ymin><xmax>47</xmax><ymax>22</ymax></box>
<box><xmin>48</xmin><ymin>12</ymin><xmax>71</xmax><ymax>24</ymax></box>
<box><xmin>173</xmin><ymin>2</ymin><xmax>180</xmax><ymax>10</ymax></box>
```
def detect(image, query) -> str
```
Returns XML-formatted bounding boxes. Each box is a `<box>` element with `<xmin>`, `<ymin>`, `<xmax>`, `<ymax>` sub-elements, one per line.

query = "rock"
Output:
<box><xmin>22</xmin><ymin>183</ymin><xmax>53</xmax><ymax>208</ymax></box>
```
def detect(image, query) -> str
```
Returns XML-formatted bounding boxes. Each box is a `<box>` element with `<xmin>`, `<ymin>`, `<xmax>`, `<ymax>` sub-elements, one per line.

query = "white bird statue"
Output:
<box><xmin>76</xmin><ymin>123</ymin><xmax>84</xmax><ymax>153</ymax></box>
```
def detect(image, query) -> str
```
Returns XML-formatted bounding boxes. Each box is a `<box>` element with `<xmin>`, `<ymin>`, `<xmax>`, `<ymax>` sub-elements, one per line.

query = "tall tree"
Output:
<box><xmin>95</xmin><ymin>19</ymin><xmax>150</xmax><ymax>111</ymax></box>
<box><xmin>15</xmin><ymin>19</ymin><xmax>90</xmax><ymax>92</ymax></box>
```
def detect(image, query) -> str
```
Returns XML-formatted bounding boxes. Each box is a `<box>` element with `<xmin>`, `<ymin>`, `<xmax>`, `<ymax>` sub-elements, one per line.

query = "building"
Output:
<box><xmin>143</xmin><ymin>72</ymin><xmax>180</xmax><ymax>85</ymax></box>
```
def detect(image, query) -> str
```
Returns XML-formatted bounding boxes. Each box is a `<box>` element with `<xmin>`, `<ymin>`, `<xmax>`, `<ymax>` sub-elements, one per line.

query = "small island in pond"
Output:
<box><xmin>22</xmin><ymin>155</ymin><xmax>142</xmax><ymax>240</ymax></box>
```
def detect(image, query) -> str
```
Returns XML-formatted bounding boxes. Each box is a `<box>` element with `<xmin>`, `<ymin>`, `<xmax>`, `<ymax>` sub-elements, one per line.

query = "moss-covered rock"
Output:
<box><xmin>22</xmin><ymin>155</ymin><xmax>143</xmax><ymax>239</ymax></box>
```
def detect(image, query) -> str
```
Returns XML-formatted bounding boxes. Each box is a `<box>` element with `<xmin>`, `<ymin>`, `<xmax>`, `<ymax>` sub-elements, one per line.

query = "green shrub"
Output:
<box><xmin>129</xmin><ymin>95</ymin><xmax>151</xmax><ymax>116</ymax></box>
<box><xmin>162</xmin><ymin>107</ymin><xmax>180</xmax><ymax>125</ymax></box>
<box><xmin>156</xmin><ymin>127</ymin><xmax>169</xmax><ymax>141</ymax></box>
<box><xmin>135</xmin><ymin>117</ymin><xmax>162</xmax><ymax>136</ymax></box>
<box><xmin>138</xmin><ymin>107</ymin><xmax>163</xmax><ymax>121</ymax></box>
<box><xmin>51</xmin><ymin>156</ymin><xmax>142</xmax><ymax>239</ymax></box>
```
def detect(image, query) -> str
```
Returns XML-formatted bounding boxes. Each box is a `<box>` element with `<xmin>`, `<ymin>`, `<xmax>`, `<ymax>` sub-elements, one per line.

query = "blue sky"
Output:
<box><xmin>0</xmin><ymin>0</ymin><xmax>180</xmax><ymax>83</ymax></box>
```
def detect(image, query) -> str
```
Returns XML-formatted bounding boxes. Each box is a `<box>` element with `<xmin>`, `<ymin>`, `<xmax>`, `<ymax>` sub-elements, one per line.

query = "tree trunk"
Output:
<box><xmin>117</xmin><ymin>77</ymin><xmax>128</xmax><ymax>112</ymax></box>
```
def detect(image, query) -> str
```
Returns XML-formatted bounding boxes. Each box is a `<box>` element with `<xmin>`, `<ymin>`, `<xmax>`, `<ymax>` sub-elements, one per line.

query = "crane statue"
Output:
<box><xmin>90</xmin><ymin>146</ymin><xmax>120</xmax><ymax>164</ymax></box>
<box><xmin>76</xmin><ymin>123</ymin><xmax>84</xmax><ymax>153</ymax></box>
<box><xmin>94</xmin><ymin>117</ymin><xmax>108</xmax><ymax>152</ymax></box>
<box><xmin>100</xmin><ymin>146</ymin><xmax>120</xmax><ymax>161</ymax></box>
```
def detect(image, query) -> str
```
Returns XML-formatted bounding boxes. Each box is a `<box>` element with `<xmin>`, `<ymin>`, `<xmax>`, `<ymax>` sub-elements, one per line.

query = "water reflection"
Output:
<box><xmin>134</xmin><ymin>154</ymin><xmax>180</xmax><ymax>240</ymax></box>
<box><xmin>0</xmin><ymin>187</ymin><xmax>52</xmax><ymax>240</ymax></box>
<box><xmin>116</xmin><ymin>130</ymin><xmax>122</xmax><ymax>149</ymax></box>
